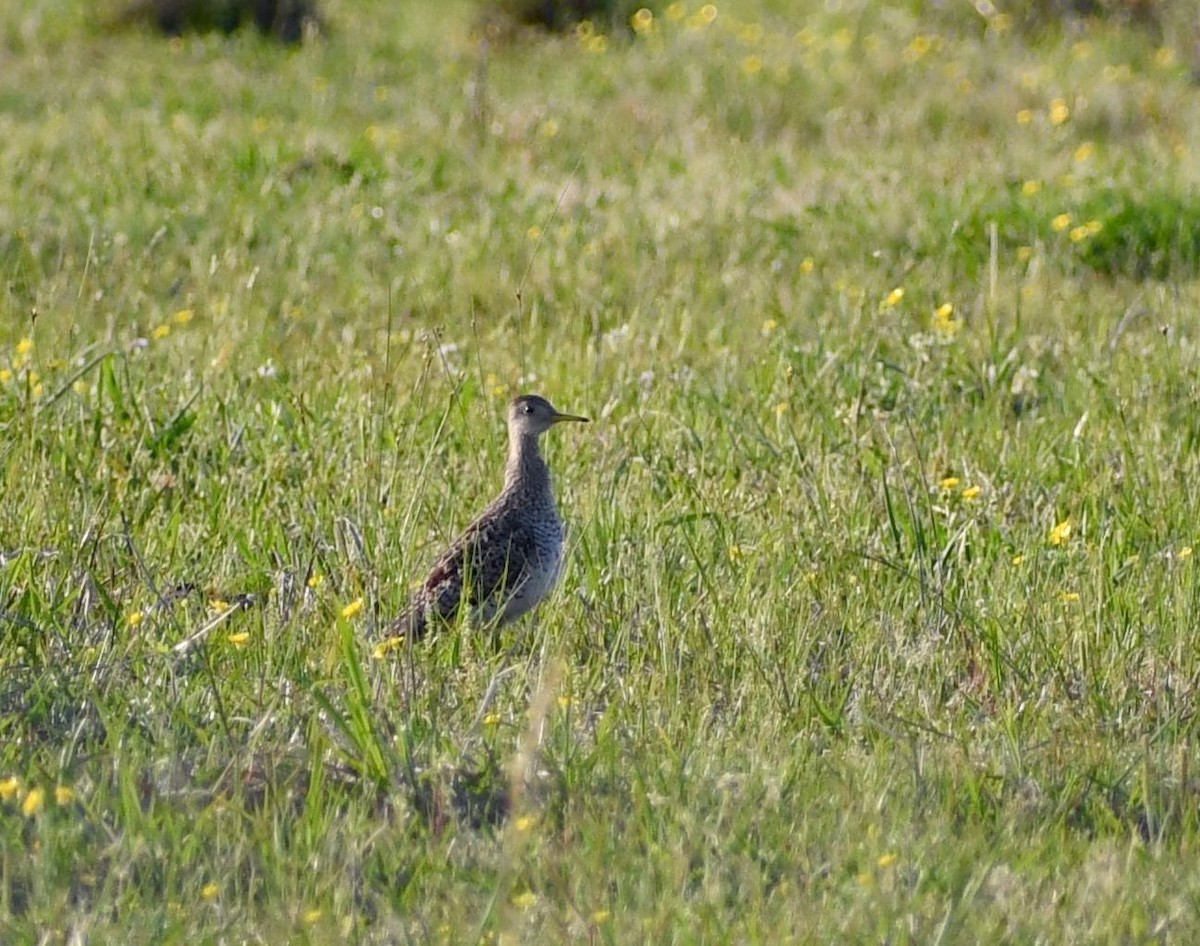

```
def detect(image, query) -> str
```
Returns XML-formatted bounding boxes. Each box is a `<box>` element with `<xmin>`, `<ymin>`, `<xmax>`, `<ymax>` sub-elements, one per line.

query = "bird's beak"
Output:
<box><xmin>551</xmin><ymin>411</ymin><xmax>590</xmax><ymax>425</ymax></box>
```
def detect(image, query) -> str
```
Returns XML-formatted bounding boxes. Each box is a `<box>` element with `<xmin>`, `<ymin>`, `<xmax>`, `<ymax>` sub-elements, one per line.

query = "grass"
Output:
<box><xmin>3</xmin><ymin>0</ymin><xmax>1200</xmax><ymax>941</ymax></box>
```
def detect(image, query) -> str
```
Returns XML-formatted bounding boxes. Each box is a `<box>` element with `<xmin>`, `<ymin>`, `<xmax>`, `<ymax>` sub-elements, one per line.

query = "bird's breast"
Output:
<box><xmin>494</xmin><ymin>517</ymin><xmax>564</xmax><ymax>623</ymax></box>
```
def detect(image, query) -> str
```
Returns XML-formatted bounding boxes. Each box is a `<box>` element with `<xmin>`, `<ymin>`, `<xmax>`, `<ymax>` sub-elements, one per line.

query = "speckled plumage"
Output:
<box><xmin>385</xmin><ymin>395</ymin><xmax>588</xmax><ymax>641</ymax></box>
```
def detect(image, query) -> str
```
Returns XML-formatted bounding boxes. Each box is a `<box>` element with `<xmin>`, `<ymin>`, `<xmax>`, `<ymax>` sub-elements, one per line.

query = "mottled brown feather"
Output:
<box><xmin>384</xmin><ymin>395</ymin><xmax>587</xmax><ymax>642</ymax></box>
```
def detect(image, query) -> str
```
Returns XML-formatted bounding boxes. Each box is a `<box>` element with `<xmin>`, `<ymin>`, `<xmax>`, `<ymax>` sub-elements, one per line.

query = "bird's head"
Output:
<box><xmin>508</xmin><ymin>394</ymin><xmax>589</xmax><ymax>437</ymax></box>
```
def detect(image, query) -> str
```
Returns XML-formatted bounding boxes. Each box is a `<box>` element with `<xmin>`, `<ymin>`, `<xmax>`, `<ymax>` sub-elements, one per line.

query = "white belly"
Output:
<box><xmin>504</xmin><ymin>552</ymin><xmax>564</xmax><ymax>621</ymax></box>
<box><xmin>475</xmin><ymin>540</ymin><xmax>564</xmax><ymax>627</ymax></box>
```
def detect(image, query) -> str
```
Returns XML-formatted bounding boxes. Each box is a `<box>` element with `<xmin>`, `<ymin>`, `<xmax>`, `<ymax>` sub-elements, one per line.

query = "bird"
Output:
<box><xmin>383</xmin><ymin>394</ymin><xmax>589</xmax><ymax>642</ymax></box>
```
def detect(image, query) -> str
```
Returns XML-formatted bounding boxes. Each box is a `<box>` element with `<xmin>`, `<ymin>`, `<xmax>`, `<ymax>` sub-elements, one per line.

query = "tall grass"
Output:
<box><xmin>2</xmin><ymin>0</ymin><xmax>1200</xmax><ymax>941</ymax></box>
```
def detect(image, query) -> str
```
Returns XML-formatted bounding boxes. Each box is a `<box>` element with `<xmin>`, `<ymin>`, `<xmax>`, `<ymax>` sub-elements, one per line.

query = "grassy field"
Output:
<box><xmin>3</xmin><ymin>0</ymin><xmax>1200</xmax><ymax>941</ymax></box>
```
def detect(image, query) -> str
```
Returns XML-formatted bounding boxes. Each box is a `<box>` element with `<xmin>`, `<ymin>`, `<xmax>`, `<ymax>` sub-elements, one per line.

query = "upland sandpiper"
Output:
<box><xmin>385</xmin><ymin>394</ymin><xmax>589</xmax><ymax>641</ymax></box>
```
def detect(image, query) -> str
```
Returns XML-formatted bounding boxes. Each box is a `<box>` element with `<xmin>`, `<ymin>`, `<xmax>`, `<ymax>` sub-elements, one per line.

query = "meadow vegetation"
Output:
<box><xmin>2</xmin><ymin>0</ymin><xmax>1200</xmax><ymax>941</ymax></box>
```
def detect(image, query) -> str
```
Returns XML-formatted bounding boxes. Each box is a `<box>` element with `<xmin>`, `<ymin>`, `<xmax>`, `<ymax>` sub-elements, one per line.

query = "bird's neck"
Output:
<box><xmin>505</xmin><ymin>432</ymin><xmax>550</xmax><ymax>493</ymax></box>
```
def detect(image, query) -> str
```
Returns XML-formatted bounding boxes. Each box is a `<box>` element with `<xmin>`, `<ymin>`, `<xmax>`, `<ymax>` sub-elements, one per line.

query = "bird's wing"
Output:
<box><xmin>386</xmin><ymin>536</ymin><xmax>470</xmax><ymax>640</ymax></box>
<box><xmin>386</xmin><ymin>508</ymin><xmax>531</xmax><ymax>639</ymax></box>
<box><xmin>471</xmin><ymin>517</ymin><xmax>537</xmax><ymax>602</ymax></box>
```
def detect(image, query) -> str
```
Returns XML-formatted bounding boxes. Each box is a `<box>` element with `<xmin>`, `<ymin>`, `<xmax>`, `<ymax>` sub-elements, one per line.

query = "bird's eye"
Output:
<box><xmin>522</xmin><ymin>403</ymin><xmax>533</xmax><ymax>414</ymax></box>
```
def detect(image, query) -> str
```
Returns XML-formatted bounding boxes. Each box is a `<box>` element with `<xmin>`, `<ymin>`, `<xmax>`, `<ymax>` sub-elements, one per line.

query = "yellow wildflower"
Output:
<box><xmin>512</xmin><ymin>891</ymin><xmax>538</xmax><ymax>910</ymax></box>
<box><xmin>1049</xmin><ymin>98</ymin><xmax>1070</xmax><ymax>125</ymax></box>
<box><xmin>0</xmin><ymin>369</ymin><xmax>11</xmax><ymax>383</ymax></box>
<box><xmin>1016</xmin><ymin>109</ymin><xmax>1033</xmax><ymax>125</ymax></box>
<box><xmin>1048</xmin><ymin>519</ymin><xmax>1072</xmax><ymax>546</ymax></box>
<box><xmin>340</xmin><ymin>598</ymin><xmax>364</xmax><ymax>619</ymax></box>
<box><xmin>526</xmin><ymin>225</ymin><xmax>542</xmax><ymax>242</ymax></box>
<box><xmin>483</xmin><ymin>713</ymin><xmax>502</xmax><ymax>726</ymax></box>
<box><xmin>202</xmin><ymin>882</ymin><xmax>219</xmax><ymax>900</ymax></box>
<box><xmin>905</xmin><ymin>35</ymin><xmax>932</xmax><ymax>61</ymax></box>
<box><xmin>54</xmin><ymin>785</ymin><xmax>74</xmax><ymax>806</ymax></box>
<box><xmin>152</xmin><ymin>325</ymin><xmax>171</xmax><ymax>340</ymax></box>
<box><xmin>514</xmin><ymin>815</ymin><xmax>537</xmax><ymax>832</ymax></box>
<box><xmin>303</xmin><ymin>909</ymin><xmax>323</xmax><ymax>925</ymax></box>
<box><xmin>1022</xmin><ymin>180</ymin><xmax>1041</xmax><ymax>196</ymax></box>
<box><xmin>307</xmin><ymin>574</ymin><xmax>325</xmax><ymax>589</ymax></box>
<box><xmin>933</xmin><ymin>302</ymin><xmax>960</xmax><ymax>337</ymax></box>
<box><xmin>1073</xmin><ymin>142</ymin><xmax>1094</xmax><ymax>162</ymax></box>
<box><xmin>799</xmin><ymin>257</ymin><xmax>815</xmax><ymax>274</ymax></box>
<box><xmin>0</xmin><ymin>776</ymin><xmax>19</xmax><ymax>801</ymax></box>
<box><xmin>22</xmin><ymin>787</ymin><xmax>44</xmax><ymax>817</ymax></box>
<box><xmin>1179</xmin><ymin>547</ymin><xmax>1193</xmax><ymax>560</ymax></box>
<box><xmin>173</xmin><ymin>308</ymin><xmax>195</xmax><ymax>325</ymax></box>
<box><xmin>372</xmin><ymin>636</ymin><xmax>405</xmax><ymax>659</ymax></box>
<box><xmin>1061</xmin><ymin>591</ymin><xmax>1080</xmax><ymax>603</ymax></box>
<box><xmin>1011</xmin><ymin>554</ymin><xmax>1025</xmax><ymax>566</ymax></box>
<box><xmin>15</xmin><ymin>337</ymin><xmax>33</xmax><ymax>357</ymax></box>
<box><xmin>665</xmin><ymin>2</ymin><xmax>685</xmax><ymax>21</ymax></box>
<box><xmin>939</xmin><ymin>477</ymin><xmax>961</xmax><ymax>491</ymax></box>
<box><xmin>227</xmin><ymin>632</ymin><xmax>250</xmax><ymax>648</ymax></box>
<box><xmin>591</xmin><ymin>910</ymin><xmax>611</xmax><ymax>923</ymax></box>
<box><xmin>1051</xmin><ymin>213</ymin><xmax>1072</xmax><ymax>232</ymax></box>
<box><xmin>877</xmin><ymin>852</ymin><xmax>898</xmax><ymax>868</ymax></box>
<box><xmin>882</xmin><ymin>287</ymin><xmax>905</xmax><ymax>308</ymax></box>
<box><xmin>741</xmin><ymin>55</ymin><xmax>763</xmax><ymax>76</ymax></box>
<box><xmin>128</xmin><ymin>610</ymin><xmax>144</xmax><ymax>628</ymax></box>
<box><xmin>961</xmin><ymin>485</ymin><xmax>981</xmax><ymax>500</ymax></box>
<box><xmin>1069</xmin><ymin>225</ymin><xmax>1091</xmax><ymax>243</ymax></box>
<box><xmin>631</xmin><ymin>8</ymin><xmax>654</xmax><ymax>34</ymax></box>
<box><xmin>761</xmin><ymin>319</ymin><xmax>778</xmax><ymax>335</ymax></box>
